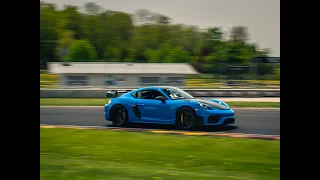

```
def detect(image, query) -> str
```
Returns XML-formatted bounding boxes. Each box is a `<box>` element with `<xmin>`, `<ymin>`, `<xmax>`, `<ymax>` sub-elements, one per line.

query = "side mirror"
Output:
<box><xmin>155</xmin><ymin>96</ymin><xmax>166</xmax><ymax>102</ymax></box>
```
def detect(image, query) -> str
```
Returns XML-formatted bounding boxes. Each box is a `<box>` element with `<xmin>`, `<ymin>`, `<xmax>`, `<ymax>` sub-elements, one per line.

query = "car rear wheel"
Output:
<box><xmin>110</xmin><ymin>104</ymin><xmax>128</xmax><ymax>126</ymax></box>
<box><xmin>176</xmin><ymin>107</ymin><xmax>196</xmax><ymax>130</ymax></box>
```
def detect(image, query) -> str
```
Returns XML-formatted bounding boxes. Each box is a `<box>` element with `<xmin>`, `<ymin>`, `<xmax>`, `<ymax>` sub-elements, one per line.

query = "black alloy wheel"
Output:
<box><xmin>110</xmin><ymin>105</ymin><xmax>128</xmax><ymax>126</ymax></box>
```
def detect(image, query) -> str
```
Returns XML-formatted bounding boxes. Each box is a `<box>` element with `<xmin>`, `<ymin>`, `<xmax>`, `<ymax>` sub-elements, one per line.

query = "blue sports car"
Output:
<box><xmin>104</xmin><ymin>86</ymin><xmax>235</xmax><ymax>130</ymax></box>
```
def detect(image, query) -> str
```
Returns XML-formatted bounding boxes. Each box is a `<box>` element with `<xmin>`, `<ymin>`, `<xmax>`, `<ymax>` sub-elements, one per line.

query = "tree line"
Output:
<box><xmin>40</xmin><ymin>1</ymin><xmax>277</xmax><ymax>77</ymax></box>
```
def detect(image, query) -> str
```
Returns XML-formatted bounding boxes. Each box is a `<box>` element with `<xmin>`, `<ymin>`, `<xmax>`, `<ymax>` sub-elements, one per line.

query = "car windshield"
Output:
<box><xmin>162</xmin><ymin>87</ymin><xmax>194</xmax><ymax>100</ymax></box>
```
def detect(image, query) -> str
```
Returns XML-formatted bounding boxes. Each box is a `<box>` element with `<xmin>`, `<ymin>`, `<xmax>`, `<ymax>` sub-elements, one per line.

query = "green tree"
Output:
<box><xmin>66</xmin><ymin>40</ymin><xmax>97</xmax><ymax>61</ymax></box>
<box><xmin>56</xmin><ymin>30</ymin><xmax>75</xmax><ymax>61</ymax></box>
<box><xmin>230</xmin><ymin>26</ymin><xmax>249</xmax><ymax>43</ymax></box>
<box><xmin>169</xmin><ymin>47</ymin><xmax>191</xmax><ymax>63</ymax></box>
<box><xmin>84</xmin><ymin>2</ymin><xmax>101</xmax><ymax>15</ymax></box>
<box><xmin>40</xmin><ymin>1</ymin><xmax>66</xmax><ymax>67</ymax></box>
<box><xmin>61</xmin><ymin>5</ymin><xmax>83</xmax><ymax>39</ymax></box>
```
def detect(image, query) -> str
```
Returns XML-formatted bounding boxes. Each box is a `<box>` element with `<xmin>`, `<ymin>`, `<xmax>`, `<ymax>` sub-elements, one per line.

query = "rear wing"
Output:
<box><xmin>105</xmin><ymin>90</ymin><xmax>132</xmax><ymax>98</ymax></box>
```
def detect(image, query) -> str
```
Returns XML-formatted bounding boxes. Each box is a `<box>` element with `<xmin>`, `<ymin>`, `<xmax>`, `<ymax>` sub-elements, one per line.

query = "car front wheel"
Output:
<box><xmin>176</xmin><ymin>107</ymin><xmax>196</xmax><ymax>130</ymax></box>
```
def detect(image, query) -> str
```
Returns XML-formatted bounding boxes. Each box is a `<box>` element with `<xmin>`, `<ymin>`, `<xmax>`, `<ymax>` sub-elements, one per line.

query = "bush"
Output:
<box><xmin>40</xmin><ymin>70</ymin><xmax>48</xmax><ymax>74</ymax></box>
<box><xmin>40</xmin><ymin>74</ymin><xmax>58</xmax><ymax>82</ymax></box>
<box><xmin>40</xmin><ymin>81</ymin><xmax>56</xmax><ymax>85</ymax></box>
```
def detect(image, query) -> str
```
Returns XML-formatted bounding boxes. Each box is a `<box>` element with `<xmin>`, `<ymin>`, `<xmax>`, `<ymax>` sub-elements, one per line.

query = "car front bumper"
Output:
<box><xmin>104</xmin><ymin>104</ymin><xmax>111</xmax><ymax>121</ymax></box>
<box><xmin>194</xmin><ymin>108</ymin><xmax>235</xmax><ymax>126</ymax></box>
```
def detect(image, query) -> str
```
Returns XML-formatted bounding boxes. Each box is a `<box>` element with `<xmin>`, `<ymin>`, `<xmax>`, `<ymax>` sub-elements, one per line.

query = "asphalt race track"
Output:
<box><xmin>40</xmin><ymin>107</ymin><xmax>280</xmax><ymax>135</ymax></box>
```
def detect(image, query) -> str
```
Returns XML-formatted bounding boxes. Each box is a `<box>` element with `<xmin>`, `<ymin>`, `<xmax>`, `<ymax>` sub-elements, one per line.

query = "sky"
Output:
<box><xmin>43</xmin><ymin>0</ymin><xmax>280</xmax><ymax>56</ymax></box>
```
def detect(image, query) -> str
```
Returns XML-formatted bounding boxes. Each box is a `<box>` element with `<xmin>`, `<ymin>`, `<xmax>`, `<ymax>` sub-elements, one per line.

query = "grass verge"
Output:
<box><xmin>40</xmin><ymin>128</ymin><xmax>280</xmax><ymax>180</ymax></box>
<box><xmin>40</xmin><ymin>98</ymin><xmax>280</xmax><ymax>108</ymax></box>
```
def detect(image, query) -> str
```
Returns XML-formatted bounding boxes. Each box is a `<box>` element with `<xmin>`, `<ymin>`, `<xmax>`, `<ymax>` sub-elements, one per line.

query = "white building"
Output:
<box><xmin>47</xmin><ymin>62</ymin><xmax>199</xmax><ymax>88</ymax></box>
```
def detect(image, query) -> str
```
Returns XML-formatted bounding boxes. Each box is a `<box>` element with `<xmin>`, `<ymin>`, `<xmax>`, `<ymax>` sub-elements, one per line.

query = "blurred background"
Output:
<box><xmin>40</xmin><ymin>0</ymin><xmax>279</xmax><ymax>90</ymax></box>
<box><xmin>40</xmin><ymin>1</ymin><xmax>280</xmax><ymax>179</ymax></box>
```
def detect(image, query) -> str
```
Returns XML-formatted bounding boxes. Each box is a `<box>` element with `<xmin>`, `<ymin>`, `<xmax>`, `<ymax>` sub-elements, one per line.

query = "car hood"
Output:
<box><xmin>189</xmin><ymin>98</ymin><xmax>230</xmax><ymax>110</ymax></box>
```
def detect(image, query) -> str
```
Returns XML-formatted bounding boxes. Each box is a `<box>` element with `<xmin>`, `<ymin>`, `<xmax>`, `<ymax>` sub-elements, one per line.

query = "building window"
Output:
<box><xmin>67</xmin><ymin>76</ymin><xmax>88</xmax><ymax>86</ymax></box>
<box><xmin>139</xmin><ymin>77</ymin><xmax>160</xmax><ymax>85</ymax></box>
<box><xmin>104</xmin><ymin>75</ymin><xmax>116</xmax><ymax>86</ymax></box>
<box><xmin>104</xmin><ymin>75</ymin><xmax>127</xmax><ymax>86</ymax></box>
<box><xmin>115</xmin><ymin>76</ymin><xmax>128</xmax><ymax>86</ymax></box>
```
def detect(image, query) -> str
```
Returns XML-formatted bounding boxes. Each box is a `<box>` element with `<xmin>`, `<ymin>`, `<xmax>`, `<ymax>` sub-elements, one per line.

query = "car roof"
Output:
<box><xmin>134</xmin><ymin>86</ymin><xmax>177</xmax><ymax>91</ymax></box>
<box><xmin>123</xmin><ymin>86</ymin><xmax>181</xmax><ymax>98</ymax></box>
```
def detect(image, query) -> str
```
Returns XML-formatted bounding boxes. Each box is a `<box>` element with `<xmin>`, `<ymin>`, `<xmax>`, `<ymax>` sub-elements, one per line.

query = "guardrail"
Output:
<box><xmin>40</xmin><ymin>89</ymin><xmax>280</xmax><ymax>98</ymax></box>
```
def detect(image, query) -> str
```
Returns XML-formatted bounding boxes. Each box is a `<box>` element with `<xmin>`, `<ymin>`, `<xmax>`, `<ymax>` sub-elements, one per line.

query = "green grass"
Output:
<box><xmin>40</xmin><ymin>128</ymin><xmax>280</xmax><ymax>180</ymax></box>
<box><xmin>40</xmin><ymin>98</ymin><xmax>280</xmax><ymax>108</ymax></box>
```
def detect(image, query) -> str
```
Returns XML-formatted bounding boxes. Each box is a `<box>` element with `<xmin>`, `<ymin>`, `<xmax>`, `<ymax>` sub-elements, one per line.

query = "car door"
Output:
<box><xmin>137</xmin><ymin>90</ymin><xmax>171</xmax><ymax>122</ymax></box>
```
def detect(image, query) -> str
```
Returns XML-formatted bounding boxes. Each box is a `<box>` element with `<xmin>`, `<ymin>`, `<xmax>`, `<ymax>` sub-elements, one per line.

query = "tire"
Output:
<box><xmin>176</xmin><ymin>107</ymin><xmax>196</xmax><ymax>130</ymax></box>
<box><xmin>109</xmin><ymin>104</ymin><xmax>128</xmax><ymax>127</ymax></box>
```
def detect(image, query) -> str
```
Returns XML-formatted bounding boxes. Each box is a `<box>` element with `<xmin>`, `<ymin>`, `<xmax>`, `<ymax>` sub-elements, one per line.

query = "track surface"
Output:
<box><xmin>40</xmin><ymin>107</ymin><xmax>280</xmax><ymax>135</ymax></box>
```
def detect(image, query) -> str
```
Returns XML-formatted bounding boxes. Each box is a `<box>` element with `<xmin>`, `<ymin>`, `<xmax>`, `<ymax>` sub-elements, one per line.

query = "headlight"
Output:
<box><xmin>199</xmin><ymin>103</ymin><xmax>212</xmax><ymax>110</ymax></box>
<box><xmin>214</xmin><ymin>100</ymin><xmax>227</xmax><ymax>107</ymax></box>
<box><xmin>107</xmin><ymin>99</ymin><xmax>112</xmax><ymax>104</ymax></box>
<box><xmin>221</xmin><ymin>101</ymin><xmax>229</xmax><ymax>108</ymax></box>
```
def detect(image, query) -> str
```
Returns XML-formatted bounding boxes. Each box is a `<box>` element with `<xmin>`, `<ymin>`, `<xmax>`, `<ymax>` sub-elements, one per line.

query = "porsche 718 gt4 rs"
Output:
<box><xmin>104</xmin><ymin>86</ymin><xmax>235</xmax><ymax>130</ymax></box>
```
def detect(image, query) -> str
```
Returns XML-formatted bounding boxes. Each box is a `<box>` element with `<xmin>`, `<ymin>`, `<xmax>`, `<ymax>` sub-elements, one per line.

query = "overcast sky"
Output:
<box><xmin>43</xmin><ymin>0</ymin><xmax>280</xmax><ymax>56</ymax></box>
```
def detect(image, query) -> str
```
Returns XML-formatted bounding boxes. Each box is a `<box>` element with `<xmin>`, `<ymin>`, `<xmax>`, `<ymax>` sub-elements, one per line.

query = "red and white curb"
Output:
<box><xmin>40</xmin><ymin>124</ymin><xmax>280</xmax><ymax>140</ymax></box>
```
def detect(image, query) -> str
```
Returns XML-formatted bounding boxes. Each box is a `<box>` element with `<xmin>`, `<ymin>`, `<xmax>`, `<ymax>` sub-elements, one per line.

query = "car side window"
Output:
<box><xmin>131</xmin><ymin>92</ymin><xmax>138</xmax><ymax>98</ymax></box>
<box><xmin>140</xmin><ymin>90</ymin><xmax>165</xmax><ymax>100</ymax></box>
